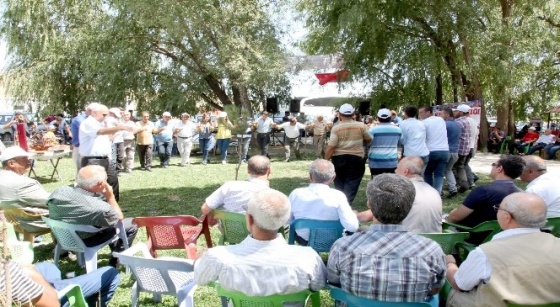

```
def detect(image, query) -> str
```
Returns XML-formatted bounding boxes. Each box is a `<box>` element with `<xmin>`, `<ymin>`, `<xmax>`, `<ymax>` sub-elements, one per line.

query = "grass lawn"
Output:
<box><xmin>27</xmin><ymin>146</ymin><xmax>496</xmax><ymax>306</ymax></box>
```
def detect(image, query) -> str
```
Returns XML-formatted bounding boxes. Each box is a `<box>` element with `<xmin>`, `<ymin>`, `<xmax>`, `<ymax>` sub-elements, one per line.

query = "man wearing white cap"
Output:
<box><xmin>173</xmin><ymin>113</ymin><xmax>197</xmax><ymax>166</ymax></box>
<box><xmin>508</xmin><ymin>126</ymin><xmax>539</xmax><ymax>155</ymax></box>
<box><xmin>452</xmin><ymin>104</ymin><xmax>472</xmax><ymax>193</ymax></box>
<box><xmin>0</xmin><ymin>146</ymin><xmax>50</xmax><ymax>233</ymax></box>
<box><xmin>325</xmin><ymin>103</ymin><xmax>372</xmax><ymax>205</ymax></box>
<box><xmin>367</xmin><ymin>108</ymin><xmax>402</xmax><ymax>177</ymax></box>
<box><xmin>154</xmin><ymin>111</ymin><xmax>174</xmax><ymax>168</ymax></box>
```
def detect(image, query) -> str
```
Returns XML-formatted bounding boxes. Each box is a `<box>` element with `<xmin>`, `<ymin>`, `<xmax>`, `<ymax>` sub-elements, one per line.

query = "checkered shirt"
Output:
<box><xmin>455</xmin><ymin>117</ymin><xmax>472</xmax><ymax>155</ymax></box>
<box><xmin>327</xmin><ymin>224</ymin><xmax>446</xmax><ymax>303</ymax></box>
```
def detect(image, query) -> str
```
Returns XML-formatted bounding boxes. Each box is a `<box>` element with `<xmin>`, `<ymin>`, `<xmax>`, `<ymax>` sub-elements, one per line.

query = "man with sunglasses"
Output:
<box><xmin>0</xmin><ymin>146</ymin><xmax>50</xmax><ymax>232</ymax></box>
<box><xmin>445</xmin><ymin>155</ymin><xmax>525</xmax><ymax>245</ymax></box>
<box><xmin>446</xmin><ymin>192</ymin><xmax>560</xmax><ymax>306</ymax></box>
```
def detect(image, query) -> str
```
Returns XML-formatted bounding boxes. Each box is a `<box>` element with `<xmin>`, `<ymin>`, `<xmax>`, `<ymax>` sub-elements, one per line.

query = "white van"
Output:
<box><xmin>298</xmin><ymin>96</ymin><xmax>364</xmax><ymax>122</ymax></box>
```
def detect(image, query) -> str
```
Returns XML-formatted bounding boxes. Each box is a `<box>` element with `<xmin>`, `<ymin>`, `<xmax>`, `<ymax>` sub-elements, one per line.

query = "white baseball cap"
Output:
<box><xmin>377</xmin><ymin>108</ymin><xmax>392</xmax><ymax>119</ymax></box>
<box><xmin>453</xmin><ymin>104</ymin><xmax>471</xmax><ymax>113</ymax></box>
<box><xmin>109</xmin><ymin>108</ymin><xmax>121</xmax><ymax>118</ymax></box>
<box><xmin>529</xmin><ymin>126</ymin><xmax>536</xmax><ymax>130</ymax></box>
<box><xmin>339</xmin><ymin>103</ymin><xmax>355</xmax><ymax>115</ymax></box>
<box><xmin>0</xmin><ymin>146</ymin><xmax>30</xmax><ymax>162</ymax></box>
<box><xmin>162</xmin><ymin>111</ymin><xmax>172</xmax><ymax>117</ymax></box>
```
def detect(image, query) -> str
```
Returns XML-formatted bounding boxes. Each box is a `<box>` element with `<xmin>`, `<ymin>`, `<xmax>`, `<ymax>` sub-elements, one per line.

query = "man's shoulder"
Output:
<box><xmin>0</xmin><ymin>170</ymin><xmax>41</xmax><ymax>187</ymax></box>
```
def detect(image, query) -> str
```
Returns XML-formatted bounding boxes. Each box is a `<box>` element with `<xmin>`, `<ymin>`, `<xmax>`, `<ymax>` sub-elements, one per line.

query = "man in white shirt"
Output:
<box><xmin>108</xmin><ymin>108</ymin><xmax>125</xmax><ymax>173</ymax></box>
<box><xmin>79</xmin><ymin>104</ymin><xmax>133</xmax><ymax>201</ymax></box>
<box><xmin>252</xmin><ymin>111</ymin><xmax>274</xmax><ymax>158</ymax></box>
<box><xmin>121</xmin><ymin>112</ymin><xmax>137</xmax><ymax>173</ymax></box>
<box><xmin>173</xmin><ymin>113</ymin><xmax>197</xmax><ymax>166</ymax></box>
<box><xmin>289</xmin><ymin>159</ymin><xmax>359</xmax><ymax>244</ymax></box>
<box><xmin>194</xmin><ymin>188</ymin><xmax>326</xmax><ymax>299</ymax></box>
<box><xmin>200</xmin><ymin>155</ymin><xmax>271</xmax><ymax>215</ymax></box>
<box><xmin>357</xmin><ymin>156</ymin><xmax>443</xmax><ymax>233</ymax></box>
<box><xmin>399</xmin><ymin>106</ymin><xmax>429</xmax><ymax>166</ymax></box>
<box><xmin>520</xmin><ymin>155</ymin><xmax>560</xmax><ymax>217</ymax></box>
<box><xmin>419</xmin><ymin>106</ymin><xmax>449</xmax><ymax>194</ymax></box>
<box><xmin>275</xmin><ymin>117</ymin><xmax>306</xmax><ymax>162</ymax></box>
<box><xmin>465</xmin><ymin>110</ymin><xmax>480</xmax><ymax>189</ymax></box>
<box><xmin>446</xmin><ymin>192</ymin><xmax>560</xmax><ymax>306</ymax></box>
<box><xmin>527</xmin><ymin>129</ymin><xmax>556</xmax><ymax>155</ymax></box>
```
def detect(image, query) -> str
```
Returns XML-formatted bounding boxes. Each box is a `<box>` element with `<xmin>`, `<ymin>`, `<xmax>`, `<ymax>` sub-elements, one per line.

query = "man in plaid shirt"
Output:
<box><xmin>327</xmin><ymin>174</ymin><xmax>446</xmax><ymax>305</ymax></box>
<box><xmin>452</xmin><ymin>104</ymin><xmax>472</xmax><ymax>193</ymax></box>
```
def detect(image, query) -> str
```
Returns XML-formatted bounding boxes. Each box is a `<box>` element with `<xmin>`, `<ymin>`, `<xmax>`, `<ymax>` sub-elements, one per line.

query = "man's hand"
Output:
<box><xmin>102</xmin><ymin>181</ymin><xmax>114</xmax><ymax>199</ymax></box>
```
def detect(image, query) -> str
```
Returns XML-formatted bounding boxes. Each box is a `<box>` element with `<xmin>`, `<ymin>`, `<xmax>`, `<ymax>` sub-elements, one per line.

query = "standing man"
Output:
<box><xmin>252</xmin><ymin>111</ymin><xmax>274</xmax><ymax>158</ymax></box>
<box><xmin>154</xmin><ymin>111</ymin><xmax>174</xmax><ymax>168</ymax></box>
<box><xmin>367</xmin><ymin>108</ymin><xmax>402</xmax><ymax>177</ymax></box>
<box><xmin>520</xmin><ymin>155</ymin><xmax>560</xmax><ymax>217</ymax></box>
<box><xmin>70</xmin><ymin>104</ymin><xmax>93</xmax><ymax>172</ymax></box>
<box><xmin>174</xmin><ymin>113</ymin><xmax>197</xmax><ymax>166</ymax></box>
<box><xmin>309</xmin><ymin>115</ymin><xmax>329</xmax><ymax>158</ymax></box>
<box><xmin>325</xmin><ymin>103</ymin><xmax>372</xmax><ymax>206</ymax></box>
<box><xmin>79</xmin><ymin>104</ymin><xmax>132</xmax><ymax>201</ymax></box>
<box><xmin>441</xmin><ymin>107</ymin><xmax>462</xmax><ymax>198</ymax></box>
<box><xmin>275</xmin><ymin>117</ymin><xmax>306</xmax><ymax>162</ymax></box>
<box><xmin>419</xmin><ymin>106</ymin><xmax>449</xmax><ymax>194</ymax></box>
<box><xmin>107</xmin><ymin>108</ymin><xmax>124</xmax><ymax>174</ymax></box>
<box><xmin>452</xmin><ymin>104</ymin><xmax>472</xmax><ymax>193</ymax></box>
<box><xmin>399</xmin><ymin>106</ymin><xmax>429</xmax><ymax>166</ymax></box>
<box><xmin>121</xmin><ymin>111</ymin><xmax>137</xmax><ymax>173</ymax></box>
<box><xmin>465</xmin><ymin>109</ymin><xmax>479</xmax><ymax>189</ymax></box>
<box><xmin>136</xmin><ymin>112</ymin><xmax>155</xmax><ymax>172</ymax></box>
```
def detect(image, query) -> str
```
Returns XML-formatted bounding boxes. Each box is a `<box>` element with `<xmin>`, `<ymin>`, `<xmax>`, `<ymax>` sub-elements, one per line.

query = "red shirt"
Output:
<box><xmin>522</xmin><ymin>131</ymin><xmax>539</xmax><ymax>142</ymax></box>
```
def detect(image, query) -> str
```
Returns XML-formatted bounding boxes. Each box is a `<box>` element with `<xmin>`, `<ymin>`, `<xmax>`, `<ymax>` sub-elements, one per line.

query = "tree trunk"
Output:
<box><xmin>435</xmin><ymin>73</ymin><xmax>443</xmax><ymax>105</ymax></box>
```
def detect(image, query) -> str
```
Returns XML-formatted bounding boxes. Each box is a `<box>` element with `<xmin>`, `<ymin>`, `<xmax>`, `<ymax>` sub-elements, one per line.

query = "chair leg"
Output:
<box><xmin>153</xmin><ymin>293</ymin><xmax>162</xmax><ymax>303</ymax></box>
<box><xmin>23</xmin><ymin>232</ymin><xmax>35</xmax><ymax>243</ymax></box>
<box><xmin>84</xmin><ymin>250</ymin><xmax>98</xmax><ymax>273</ymax></box>
<box><xmin>177</xmin><ymin>282</ymin><xmax>197</xmax><ymax>307</ymax></box>
<box><xmin>132</xmin><ymin>282</ymin><xmax>139</xmax><ymax>307</ymax></box>
<box><xmin>54</xmin><ymin>244</ymin><xmax>61</xmax><ymax>267</ymax></box>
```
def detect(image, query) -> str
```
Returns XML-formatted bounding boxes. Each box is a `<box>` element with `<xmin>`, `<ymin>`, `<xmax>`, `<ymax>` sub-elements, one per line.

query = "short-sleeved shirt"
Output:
<box><xmin>154</xmin><ymin>119</ymin><xmax>174</xmax><ymax>143</ymax></box>
<box><xmin>327</xmin><ymin>224</ymin><xmax>446</xmax><ymax>303</ymax></box>
<box><xmin>256</xmin><ymin>117</ymin><xmax>273</xmax><ymax>133</ymax></box>
<box><xmin>328</xmin><ymin>121</ymin><xmax>370</xmax><ymax>158</ymax></box>
<box><xmin>526</xmin><ymin>173</ymin><xmax>560</xmax><ymax>217</ymax></box>
<box><xmin>0</xmin><ymin>261</ymin><xmax>44</xmax><ymax>304</ymax></box>
<box><xmin>399</xmin><ymin>118</ymin><xmax>429</xmax><ymax>157</ymax></box>
<box><xmin>205</xmin><ymin>178</ymin><xmax>269</xmax><ymax>213</ymax></box>
<box><xmin>422</xmin><ymin>116</ymin><xmax>449</xmax><ymax>152</ymax></box>
<box><xmin>79</xmin><ymin>116</ymin><xmax>111</xmax><ymax>157</ymax></box>
<box><xmin>47</xmin><ymin>186</ymin><xmax>120</xmax><ymax>239</ymax></box>
<box><xmin>175</xmin><ymin>121</ymin><xmax>196</xmax><ymax>138</ymax></box>
<box><xmin>312</xmin><ymin>120</ymin><xmax>328</xmax><ymax>136</ymax></box>
<box><xmin>368</xmin><ymin>123</ymin><xmax>402</xmax><ymax>169</ymax></box>
<box><xmin>136</xmin><ymin>121</ymin><xmax>155</xmax><ymax>145</ymax></box>
<box><xmin>277</xmin><ymin>122</ymin><xmax>306</xmax><ymax>138</ymax></box>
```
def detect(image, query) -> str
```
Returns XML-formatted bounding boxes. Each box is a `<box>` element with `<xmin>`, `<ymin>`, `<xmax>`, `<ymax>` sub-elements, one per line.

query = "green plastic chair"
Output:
<box><xmin>418</xmin><ymin>232</ymin><xmax>470</xmax><ymax>254</ymax></box>
<box><xmin>58</xmin><ymin>284</ymin><xmax>88</xmax><ymax>307</ymax></box>
<box><xmin>215</xmin><ymin>283</ymin><xmax>320</xmax><ymax>307</ymax></box>
<box><xmin>442</xmin><ymin>220</ymin><xmax>502</xmax><ymax>260</ymax></box>
<box><xmin>0</xmin><ymin>220</ymin><xmax>34</xmax><ymax>264</ymax></box>
<box><xmin>543</xmin><ymin>217</ymin><xmax>560</xmax><ymax>238</ymax></box>
<box><xmin>499</xmin><ymin>136</ymin><xmax>512</xmax><ymax>154</ymax></box>
<box><xmin>328</xmin><ymin>285</ymin><xmax>438</xmax><ymax>306</ymax></box>
<box><xmin>211</xmin><ymin>211</ymin><xmax>250</xmax><ymax>245</ymax></box>
<box><xmin>288</xmin><ymin>219</ymin><xmax>344</xmax><ymax>253</ymax></box>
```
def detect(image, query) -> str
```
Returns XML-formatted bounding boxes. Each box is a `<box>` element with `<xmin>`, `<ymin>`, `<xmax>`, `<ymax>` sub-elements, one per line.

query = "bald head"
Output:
<box><xmin>247</xmin><ymin>155</ymin><xmax>271</xmax><ymax>176</ymax></box>
<box><xmin>246</xmin><ymin>189</ymin><xmax>290</xmax><ymax>231</ymax></box>
<box><xmin>520</xmin><ymin>155</ymin><xmax>547</xmax><ymax>183</ymax></box>
<box><xmin>395</xmin><ymin>156</ymin><xmax>423</xmax><ymax>178</ymax></box>
<box><xmin>501</xmin><ymin>192</ymin><xmax>547</xmax><ymax>228</ymax></box>
<box><xmin>309</xmin><ymin>159</ymin><xmax>335</xmax><ymax>184</ymax></box>
<box><xmin>76</xmin><ymin>165</ymin><xmax>107</xmax><ymax>189</ymax></box>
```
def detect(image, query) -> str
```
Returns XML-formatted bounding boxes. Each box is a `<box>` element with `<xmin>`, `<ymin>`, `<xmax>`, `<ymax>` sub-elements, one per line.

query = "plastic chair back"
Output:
<box><xmin>418</xmin><ymin>232</ymin><xmax>470</xmax><ymax>254</ymax></box>
<box><xmin>0</xmin><ymin>220</ymin><xmax>34</xmax><ymax>264</ymax></box>
<box><xmin>215</xmin><ymin>283</ymin><xmax>320</xmax><ymax>307</ymax></box>
<box><xmin>113</xmin><ymin>243</ymin><xmax>196</xmax><ymax>306</ymax></box>
<box><xmin>133</xmin><ymin>215</ymin><xmax>212</xmax><ymax>258</ymax></box>
<box><xmin>544</xmin><ymin>217</ymin><xmax>560</xmax><ymax>238</ymax></box>
<box><xmin>4</xmin><ymin>208</ymin><xmax>51</xmax><ymax>241</ymax></box>
<box><xmin>288</xmin><ymin>219</ymin><xmax>344</xmax><ymax>253</ymax></box>
<box><xmin>442</xmin><ymin>220</ymin><xmax>502</xmax><ymax>244</ymax></box>
<box><xmin>212</xmin><ymin>211</ymin><xmax>250</xmax><ymax>245</ymax></box>
<box><xmin>58</xmin><ymin>284</ymin><xmax>88</xmax><ymax>307</ymax></box>
<box><xmin>42</xmin><ymin>216</ymin><xmax>103</xmax><ymax>252</ymax></box>
<box><xmin>499</xmin><ymin>136</ymin><xmax>512</xmax><ymax>154</ymax></box>
<box><xmin>329</xmin><ymin>285</ymin><xmax>436</xmax><ymax>306</ymax></box>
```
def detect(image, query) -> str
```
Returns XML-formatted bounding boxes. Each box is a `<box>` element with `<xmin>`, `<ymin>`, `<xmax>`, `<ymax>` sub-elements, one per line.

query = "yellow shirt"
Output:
<box><xmin>216</xmin><ymin>120</ymin><xmax>232</xmax><ymax>139</ymax></box>
<box><xmin>136</xmin><ymin>121</ymin><xmax>155</xmax><ymax>145</ymax></box>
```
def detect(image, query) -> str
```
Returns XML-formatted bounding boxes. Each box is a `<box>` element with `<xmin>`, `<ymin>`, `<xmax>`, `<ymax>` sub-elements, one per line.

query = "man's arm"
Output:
<box><xmin>194</xmin><ymin>250</ymin><xmax>221</xmax><ymax>286</ymax></box>
<box><xmin>356</xmin><ymin>209</ymin><xmax>373</xmax><ymax>223</ymax></box>
<box><xmin>19</xmin><ymin>264</ymin><xmax>60</xmax><ymax>307</ymax></box>
<box><xmin>309</xmin><ymin>253</ymin><xmax>327</xmax><ymax>291</ymax></box>
<box><xmin>326</xmin><ymin>241</ymin><xmax>342</xmax><ymax>286</ymax></box>
<box><xmin>446</xmin><ymin>249</ymin><xmax>490</xmax><ymax>291</ymax></box>
<box><xmin>324</xmin><ymin>145</ymin><xmax>336</xmax><ymax>161</ymax></box>
<box><xmin>16</xmin><ymin>180</ymin><xmax>50</xmax><ymax>208</ymax></box>
<box><xmin>337</xmin><ymin>200</ymin><xmax>360</xmax><ymax>232</ymax></box>
<box><xmin>200</xmin><ymin>203</ymin><xmax>213</xmax><ymax>215</ymax></box>
<box><xmin>446</xmin><ymin>205</ymin><xmax>474</xmax><ymax>223</ymax></box>
<box><xmin>97</xmin><ymin>125</ymin><xmax>133</xmax><ymax>136</ymax></box>
<box><xmin>102</xmin><ymin>182</ymin><xmax>123</xmax><ymax>220</ymax></box>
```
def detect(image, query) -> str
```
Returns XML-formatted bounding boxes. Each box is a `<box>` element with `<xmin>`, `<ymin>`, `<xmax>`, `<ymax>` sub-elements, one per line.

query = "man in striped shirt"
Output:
<box><xmin>328</xmin><ymin>174</ymin><xmax>446</xmax><ymax>305</ymax></box>
<box><xmin>367</xmin><ymin>108</ymin><xmax>402</xmax><ymax>178</ymax></box>
<box><xmin>452</xmin><ymin>104</ymin><xmax>472</xmax><ymax>193</ymax></box>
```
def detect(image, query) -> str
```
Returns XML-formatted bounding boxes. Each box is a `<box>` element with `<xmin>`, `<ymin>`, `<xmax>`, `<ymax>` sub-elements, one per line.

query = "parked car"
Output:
<box><xmin>0</xmin><ymin>111</ymin><xmax>36</xmax><ymax>143</ymax></box>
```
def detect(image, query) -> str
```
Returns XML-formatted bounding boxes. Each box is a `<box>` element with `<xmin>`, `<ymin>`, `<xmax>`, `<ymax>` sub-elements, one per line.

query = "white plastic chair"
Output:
<box><xmin>113</xmin><ymin>243</ymin><xmax>197</xmax><ymax>307</ymax></box>
<box><xmin>42</xmin><ymin>217</ymin><xmax>129</xmax><ymax>273</ymax></box>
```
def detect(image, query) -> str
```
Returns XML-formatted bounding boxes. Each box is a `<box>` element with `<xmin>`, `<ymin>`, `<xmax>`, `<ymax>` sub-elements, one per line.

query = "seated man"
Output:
<box><xmin>0</xmin><ymin>260</ymin><xmax>119</xmax><ymax>307</ymax></box>
<box><xmin>508</xmin><ymin>126</ymin><xmax>538</xmax><ymax>154</ymax></box>
<box><xmin>357</xmin><ymin>156</ymin><xmax>443</xmax><ymax>233</ymax></box>
<box><xmin>201</xmin><ymin>155</ymin><xmax>270</xmax><ymax>215</ymax></box>
<box><xmin>544</xmin><ymin>136</ymin><xmax>560</xmax><ymax>159</ymax></box>
<box><xmin>526</xmin><ymin>129</ymin><xmax>555</xmax><ymax>155</ymax></box>
<box><xmin>520</xmin><ymin>155</ymin><xmax>560</xmax><ymax>217</ymax></box>
<box><xmin>194</xmin><ymin>188</ymin><xmax>326</xmax><ymax>301</ymax></box>
<box><xmin>329</xmin><ymin>174</ymin><xmax>445</xmax><ymax>304</ymax></box>
<box><xmin>47</xmin><ymin>165</ymin><xmax>137</xmax><ymax>267</ymax></box>
<box><xmin>0</xmin><ymin>146</ymin><xmax>50</xmax><ymax>233</ymax></box>
<box><xmin>446</xmin><ymin>193</ymin><xmax>560</xmax><ymax>306</ymax></box>
<box><xmin>446</xmin><ymin>155</ymin><xmax>525</xmax><ymax>245</ymax></box>
<box><xmin>288</xmin><ymin>159</ymin><xmax>359</xmax><ymax>244</ymax></box>
<box><xmin>486</xmin><ymin>125</ymin><xmax>504</xmax><ymax>154</ymax></box>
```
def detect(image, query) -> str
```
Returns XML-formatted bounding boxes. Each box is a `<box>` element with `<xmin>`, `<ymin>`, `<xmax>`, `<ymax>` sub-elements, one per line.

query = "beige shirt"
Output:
<box><xmin>328</xmin><ymin>121</ymin><xmax>370</xmax><ymax>157</ymax></box>
<box><xmin>136</xmin><ymin>121</ymin><xmax>155</xmax><ymax>145</ymax></box>
<box><xmin>312</xmin><ymin>119</ymin><xmax>328</xmax><ymax>136</ymax></box>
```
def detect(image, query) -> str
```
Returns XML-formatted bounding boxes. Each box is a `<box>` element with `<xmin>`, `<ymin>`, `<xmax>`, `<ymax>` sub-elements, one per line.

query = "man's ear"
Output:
<box><xmin>245</xmin><ymin>213</ymin><xmax>253</xmax><ymax>233</ymax></box>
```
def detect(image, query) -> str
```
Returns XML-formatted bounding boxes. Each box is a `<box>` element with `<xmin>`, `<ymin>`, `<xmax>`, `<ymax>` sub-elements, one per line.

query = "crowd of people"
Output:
<box><xmin>1</xmin><ymin>101</ymin><xmax>560</xmax><ymax>306</ymax></box>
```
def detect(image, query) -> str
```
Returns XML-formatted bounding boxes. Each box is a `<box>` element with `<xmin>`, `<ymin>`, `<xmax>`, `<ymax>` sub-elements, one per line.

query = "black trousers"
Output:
<box><xmin>332</xmin><ymin>155</ymin><xmax>365</xmax><ymax>206</ymax></box>
<box><xmin>81</xmin><ymin>156</ymin><xmax>120</xmax><ymax>202</ymax></box>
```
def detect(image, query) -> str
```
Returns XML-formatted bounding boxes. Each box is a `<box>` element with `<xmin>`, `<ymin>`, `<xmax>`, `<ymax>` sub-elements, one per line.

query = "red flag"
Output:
<box><xmin>315</xmin><ymin>70</ymin><xmax>350</xmax><ymax>85</ymax></box>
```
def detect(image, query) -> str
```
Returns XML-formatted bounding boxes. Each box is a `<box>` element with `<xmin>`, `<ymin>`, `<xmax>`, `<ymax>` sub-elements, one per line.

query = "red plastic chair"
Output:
<box><xmin>133</xmin><ymin>215</ymin><xmax>213</xmax><ymax>258</ymax></box>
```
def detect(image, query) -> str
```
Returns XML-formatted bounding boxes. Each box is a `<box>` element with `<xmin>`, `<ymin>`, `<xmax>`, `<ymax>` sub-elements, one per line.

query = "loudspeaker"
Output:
<box><xmin>266</xmin><ymin>97</ymin><xmax>279</xmax><ymax>113</ymax></box>
<box><xmin>358</xmin><ymin>100</ymin><xmax>371</xmax><ymax>116</ymax></box>
<box><xmin>290</xmin><ymin>99</ymin><xmax>300</xmax><ymax>113</ymax></box>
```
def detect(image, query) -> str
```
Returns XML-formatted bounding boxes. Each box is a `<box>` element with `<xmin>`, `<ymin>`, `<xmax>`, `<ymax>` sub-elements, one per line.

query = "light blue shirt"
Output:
<box><xmin>70</xmin><ymin>113</ymin><xmax>86</xmax><ymax>147</ymax></box>
<box><xmin>368</xmin><ymin>124</ymin><xmax>402</xmax><ymax>169</ymax></box>
<box><xmin>155</xmin><ymin>119</ymin><xmax>174</xmax><ymax>143</ymax></box>
<box><xmin>257</xmin><ymin>117</ymin><xmax>273</xmax><ymax>133</ymax></box>
<box><xmin>399</xmin><ymin>118</ymin><xmax>429</xmax><ymax>157</ymax></box>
